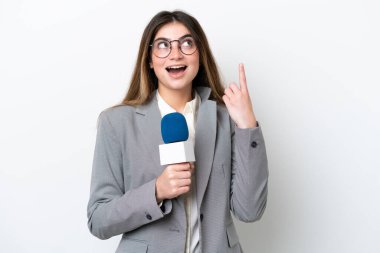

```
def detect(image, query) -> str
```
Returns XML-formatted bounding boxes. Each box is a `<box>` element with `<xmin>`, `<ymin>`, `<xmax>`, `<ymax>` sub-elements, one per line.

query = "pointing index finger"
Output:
<box><xmin>239</xmin><ymin>63</ymin><xmax>248</xmax><ymax>93</ymax></box>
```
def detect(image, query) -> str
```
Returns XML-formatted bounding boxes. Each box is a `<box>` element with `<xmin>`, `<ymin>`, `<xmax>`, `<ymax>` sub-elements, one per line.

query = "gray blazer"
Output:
<box><xmin>87</xmin><ymin>86</ymin><xmax>268</xmax><ymax>253</ymax></box>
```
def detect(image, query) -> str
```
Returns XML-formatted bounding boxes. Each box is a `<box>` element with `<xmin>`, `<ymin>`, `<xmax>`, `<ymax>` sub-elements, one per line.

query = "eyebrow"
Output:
<box><xmin>153</xmin><ymin>34</ymin><xmax>192</xmax><ymax>42</ymax></box>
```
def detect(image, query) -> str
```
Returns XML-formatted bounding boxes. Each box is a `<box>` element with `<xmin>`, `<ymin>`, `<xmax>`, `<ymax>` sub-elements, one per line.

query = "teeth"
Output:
<box><xmin>167</xmin><ymin>65</ymin><xmax>186</xmax><ymax>69</ymax></box>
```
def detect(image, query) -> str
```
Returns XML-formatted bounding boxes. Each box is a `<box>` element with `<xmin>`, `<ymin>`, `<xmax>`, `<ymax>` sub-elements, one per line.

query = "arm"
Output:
<box><xmin>87</xmin><ymin>112</ymin><xmax>172</xmax><ymax>240</ymax></box>
<box><xmin>229</xmin><ymin>118</ymin><xmax>269</xmax><ymax>222</ymax></box>
<box><xmin>222</xmin><ymin>63</ymin><xmax>269</xmax><ymax>222</ymax></box>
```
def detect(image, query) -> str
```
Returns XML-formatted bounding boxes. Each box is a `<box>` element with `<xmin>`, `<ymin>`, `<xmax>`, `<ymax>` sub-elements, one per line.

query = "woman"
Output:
<box><xmin>87</xmin><ymin>10</ymin><xmax>268</xmax><ymax>253</ymax></box>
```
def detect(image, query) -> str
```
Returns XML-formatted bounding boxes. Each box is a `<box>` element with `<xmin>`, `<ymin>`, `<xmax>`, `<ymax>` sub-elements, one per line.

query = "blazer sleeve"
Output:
<box><xmin>229</xmin><ymin>117</ymin><xmax>269</xmax><ymax>222</ymax></box>
<box><xmin>87</xmin><ymin>111</ymin><xmax>172</xmax><ymax>240</ymax></box>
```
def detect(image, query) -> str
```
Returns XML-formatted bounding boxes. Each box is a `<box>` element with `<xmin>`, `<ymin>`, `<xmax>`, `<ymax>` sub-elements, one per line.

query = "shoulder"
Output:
<box><xmin>215</xmin><ymin>102</ymin><xmax>233</xmax><ymax>131</ymax></box>
<box><xmin>97</xmin><ymin>105</ymin><xmax>136</xmax><ymax>129</ymax></box>
<box><xmin>216</xmin><ymin>102</ymin><xmax>228</xmax><ymax>114</ymax></box>
<box><xmin>100</xmin><ymin>104</ymin><xmax>135</xmax><ymax>117</ymax></box>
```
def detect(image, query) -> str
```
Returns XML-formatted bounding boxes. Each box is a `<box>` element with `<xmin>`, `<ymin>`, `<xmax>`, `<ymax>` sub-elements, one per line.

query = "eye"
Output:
<box><xmin>156</xmin><ymin>40</ymin><xmax>170</xmax><ymax>49</ymax></box>
<box><xmin>181</xmin><ymin>38</ymin><xmax>194</xmax><ymax>48</ymax></box>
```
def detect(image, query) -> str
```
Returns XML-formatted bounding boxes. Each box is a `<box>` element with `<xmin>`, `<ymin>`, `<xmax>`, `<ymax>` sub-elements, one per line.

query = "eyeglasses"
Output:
<box><xmin>150</xmin><ymin>36</ymin><xmax>197</xmax><ymax>58</ymax></box>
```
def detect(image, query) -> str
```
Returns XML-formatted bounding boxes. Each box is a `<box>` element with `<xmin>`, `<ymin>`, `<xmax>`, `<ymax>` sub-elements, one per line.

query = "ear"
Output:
<box><xmin>149</xmin><ymin>61</ymin><xmax>153</xmax><ymax>69</ymax></box>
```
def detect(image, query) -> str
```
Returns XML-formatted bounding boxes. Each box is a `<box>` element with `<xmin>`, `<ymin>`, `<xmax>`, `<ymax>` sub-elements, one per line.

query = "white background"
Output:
<box><xmin>1</xmin><ymin>0</ymin><xmax>379</xmax><ymax>252</ymax></box>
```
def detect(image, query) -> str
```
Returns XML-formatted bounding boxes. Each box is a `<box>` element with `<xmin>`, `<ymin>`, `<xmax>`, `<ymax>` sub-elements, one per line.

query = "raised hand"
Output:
<box><xmin>155</xmin><ymin>162</ymin><xmax>195</xmax><ymax>203</ymax></box>
<box><xmin>222</xmin><ymin>64</ymin><xmax>257</xmax><ymax>128</ymax></box>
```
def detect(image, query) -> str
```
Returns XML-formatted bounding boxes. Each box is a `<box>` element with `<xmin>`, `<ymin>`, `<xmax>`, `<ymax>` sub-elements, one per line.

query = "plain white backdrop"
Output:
<box><xmin>1</xmin><ymin>0</ymin><xmax>379</xmax><ymax>252</ymax></box>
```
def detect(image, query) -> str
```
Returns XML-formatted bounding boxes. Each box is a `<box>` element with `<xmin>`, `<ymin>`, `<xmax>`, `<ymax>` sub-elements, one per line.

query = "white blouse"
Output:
<box><xmin>156</xmin><ymin>89</ymin><xmax>201</xmax><ymax>253</ymax></box>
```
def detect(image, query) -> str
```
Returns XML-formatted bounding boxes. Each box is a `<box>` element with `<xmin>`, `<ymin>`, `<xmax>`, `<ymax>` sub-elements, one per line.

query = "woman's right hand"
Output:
<box><xmin>155</xmin><ymin>162</ymin><xmax>194</xmax><ymax>203</ymax></box>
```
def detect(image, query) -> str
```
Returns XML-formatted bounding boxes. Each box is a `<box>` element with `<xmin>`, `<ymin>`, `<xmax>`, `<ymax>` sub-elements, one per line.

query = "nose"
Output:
<box><xmin>169</xmin><ymin>41</ymin><xmax>183</xmax><ymax>60</ymax></box>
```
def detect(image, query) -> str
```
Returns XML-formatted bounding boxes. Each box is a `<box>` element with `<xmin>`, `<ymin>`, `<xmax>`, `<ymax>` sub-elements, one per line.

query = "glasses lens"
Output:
<box><xmin>153</xmin><ymin>39</ymin><xmax>170</xmax><ymax>58</ymax></box>
<box><xmin>180</xmin><ymin>37</ymin><xmax>196</xmax><ymax>55</ymax></box>
<box><xmin>152</xmin><ymin>37</ymin><xmax>197</xmax><ymax>58</ymax></box>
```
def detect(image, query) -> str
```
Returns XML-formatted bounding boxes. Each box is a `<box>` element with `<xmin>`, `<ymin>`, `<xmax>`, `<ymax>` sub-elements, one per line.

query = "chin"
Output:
<box><xmin>164</xmin><ymin>80</ymin><xmax>192</xmax><ymax>90</ymax></box>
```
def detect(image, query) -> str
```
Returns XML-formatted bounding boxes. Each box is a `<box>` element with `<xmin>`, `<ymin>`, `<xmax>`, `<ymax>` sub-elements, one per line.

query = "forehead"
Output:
<box><xmin>154</xmin><ymin>22</ymin><xmax>191</xmax><ymax>40</ymax></box>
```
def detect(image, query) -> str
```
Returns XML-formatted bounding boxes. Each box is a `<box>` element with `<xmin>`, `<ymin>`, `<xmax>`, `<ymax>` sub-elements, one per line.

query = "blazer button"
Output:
<box><xmin>251</xmin><ymin>141</ymin><xmax>258</xmax><ymax>148</ymax></box>
<box><xmin>200</xmin><ymin>214</ymin><xmax>203</xmax><ymax>222</ymax></box>
<box><xmin>146</xmin><ymin>214</ymin><xmax>152</xmax><ymax>220</ymax></box>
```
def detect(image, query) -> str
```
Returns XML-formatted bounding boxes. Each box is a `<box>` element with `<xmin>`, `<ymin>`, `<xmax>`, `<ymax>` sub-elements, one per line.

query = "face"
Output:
<box><xmin>150</xmin><ymin>22</ymin><xmax>199</xmax><ymax>93</ymax></box>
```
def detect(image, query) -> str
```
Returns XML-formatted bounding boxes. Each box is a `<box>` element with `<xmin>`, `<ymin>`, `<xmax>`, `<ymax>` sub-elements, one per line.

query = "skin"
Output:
<box><xmin>152</xmin><ymin>22</ymin><xmax>257</xmax><ymax>203</ymax></box>
<box><xmin>223</xmin><ymin>64</ymin><xmax>257</xmax><ymax>129</ymax></box>
<box><xmin>150</xmin><ymin>21</ymin><xmax>200</xmax><ymax>113</ymax></box>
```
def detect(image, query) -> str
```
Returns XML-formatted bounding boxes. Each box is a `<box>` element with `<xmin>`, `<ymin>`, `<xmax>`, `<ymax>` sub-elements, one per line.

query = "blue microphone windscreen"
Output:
<box><xmin>161</xmin><ymin>112</ymin><xmax>189</xmax><ymax>143</ymax></box>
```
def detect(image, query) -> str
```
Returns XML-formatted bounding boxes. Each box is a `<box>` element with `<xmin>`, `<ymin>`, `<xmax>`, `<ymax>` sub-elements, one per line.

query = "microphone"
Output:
<box><xmin>159</xmin><ymin>112</ymin><xmax>196</xmax><ymax>165</ymax></box>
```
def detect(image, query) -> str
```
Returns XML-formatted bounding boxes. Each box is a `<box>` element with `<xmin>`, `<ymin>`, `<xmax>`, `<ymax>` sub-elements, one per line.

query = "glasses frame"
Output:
<box><xmin>149</xmin><ymin>36</ymin><xmax>197</xmax><ymax>58</ymax></box>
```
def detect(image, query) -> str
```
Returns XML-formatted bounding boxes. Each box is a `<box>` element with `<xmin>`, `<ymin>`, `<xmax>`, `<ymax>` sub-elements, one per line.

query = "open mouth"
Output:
<box><xmin>166</xmin><ymin>65</ymin><xmax>187</xmax><ymax>74</ymax></box>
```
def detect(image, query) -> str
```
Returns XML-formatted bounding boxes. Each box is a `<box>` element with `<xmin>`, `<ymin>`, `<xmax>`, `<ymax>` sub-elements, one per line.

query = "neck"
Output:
<box><xmin>158</xmin><ymin>85</ymin><xmax>193</xmax><ymax>113</ymax></box>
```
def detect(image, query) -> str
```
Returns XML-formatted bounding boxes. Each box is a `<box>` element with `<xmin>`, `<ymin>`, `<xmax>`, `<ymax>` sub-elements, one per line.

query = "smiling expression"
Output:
<box><xmin>150</xmin><ymin>22</ymin><xmax>200</xmax><ymax>93</ymax></box>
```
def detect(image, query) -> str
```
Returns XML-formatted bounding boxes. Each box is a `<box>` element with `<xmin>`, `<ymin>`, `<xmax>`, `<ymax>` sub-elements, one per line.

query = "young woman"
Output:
<box><xmin>87</xmin><ymin>10</ymin><xmax>268</xmax><ymax>253</ymax></box>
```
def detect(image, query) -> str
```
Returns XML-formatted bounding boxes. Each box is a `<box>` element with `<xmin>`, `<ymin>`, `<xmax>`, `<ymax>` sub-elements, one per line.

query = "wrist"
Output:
<box><xmin>237</xmin><ymin>119</ymin><xmax>257</xmax><ymax>129</ymax></box>
<box><xmin>155</xmin><ymin>178</ymin><xmax>164</xmax><ymax>203</ymax></box>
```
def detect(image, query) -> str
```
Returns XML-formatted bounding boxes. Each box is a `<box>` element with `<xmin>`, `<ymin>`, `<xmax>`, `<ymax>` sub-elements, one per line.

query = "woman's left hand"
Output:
<box><xmin>223</xmin><ymin>64</ymin><xmax>257</xmax><ymax>128</ymax></box>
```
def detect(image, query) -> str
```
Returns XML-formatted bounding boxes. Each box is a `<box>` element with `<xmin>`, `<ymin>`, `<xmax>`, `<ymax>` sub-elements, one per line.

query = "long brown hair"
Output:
<box><xmin>119</xmin><ymin>10</ymin><xmax>225</xmax><ymax>106</ymax></box>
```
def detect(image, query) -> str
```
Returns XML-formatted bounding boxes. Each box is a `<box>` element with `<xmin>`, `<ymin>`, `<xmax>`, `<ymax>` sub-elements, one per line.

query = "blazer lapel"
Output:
<box><xmin>194</xmin><ymin>87</ymin><xmax>217</xmax><ymax>208</ymax></box>
<box><xmin>135</xmin><ymin>87</ymin><xmax>217</xmax><ymax>210</ymax></box>
<box><xmin>135</xmin><ymin>94</ymin><xmax>163</xmax><ymax>169</ymax></box>
<box><xmin>135</xmin><ymin>91</ymin><xmax>187</xmax><ymax>215</ymax></box>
